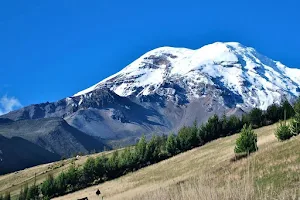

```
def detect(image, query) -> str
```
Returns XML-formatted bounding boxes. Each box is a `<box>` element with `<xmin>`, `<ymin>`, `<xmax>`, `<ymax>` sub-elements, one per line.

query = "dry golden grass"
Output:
<box><xmin>52</xmin><ymin>123</ymin><xmax>300</xmax><ymax>200</ymax></box>
<box><xmin>0</xmin><ymin>150</ymin><xmax>115</xmax><ymax>198</ymax></box>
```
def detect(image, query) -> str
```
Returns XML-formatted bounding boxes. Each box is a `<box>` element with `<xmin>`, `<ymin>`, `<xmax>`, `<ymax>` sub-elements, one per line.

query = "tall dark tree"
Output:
<box><xmin>145</xmin><ymin>135</ymin><xmax>161</xmax><ymax>163</ymax></box>
<box><xmin>94</xmin><ymin>156</ymin><xmax>108</xmax><ymax>181</ymax></box>
<box><xmin>266</xmin><ymin>104</ymin><xmax>280</xmax><ymax>123</ymax></box>
<box><xmin>106</xmin><ymin>151</ymin><xmax>120</xmax><ymax>178</ymax></box>
<box><xmin>281</xmin><ymin>100</ymin><xmax>295</xmax><ymax>119</ymax></box>
<box><xmin>65</xmin><ymin>163</ymin><xmax>80</xmax><ymax>190</ymax></box>
<box><xmin>249</xmin><ymin>108</ymin><xmax>263</xmax><ymax>127</ymax></box>
<box><xmin>83</xmin><ymin>157</ymin><xmax>96</xmax><ymax>184</ymax></box>
<box><xmin>177</xmin><ymin>126</ymin><xmax>193</xmax><ymax>151</ymax></box>
<box><xmin>227</xmin><ymin>115</ymin><xmax>242</xmax><ymax>135</ymax></box>
<box><xmin>135</xmin><ymin>135</ymin><xmax>147</xmax><ymax>163</ymax></box>
<box><xmin>166</xmin><ymin>134</ymin><xmax>178</xmax><ymax>156</ymax></box>
<box><xmin>55</xmin><ymin>172</ymin><xmax>67</xmax><ymax>196</ymax></box>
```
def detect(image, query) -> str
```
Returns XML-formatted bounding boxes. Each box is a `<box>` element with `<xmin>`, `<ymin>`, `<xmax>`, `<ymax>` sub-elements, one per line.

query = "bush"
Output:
<box><xmin>275</xmin><ymin>121</ymin><xmax>293</xmax><ymax>141</ymax></box>
<box><xmin>234</xmin><ymin>124</ymin><xmax>257</xmax><ymax>154</ymax></box>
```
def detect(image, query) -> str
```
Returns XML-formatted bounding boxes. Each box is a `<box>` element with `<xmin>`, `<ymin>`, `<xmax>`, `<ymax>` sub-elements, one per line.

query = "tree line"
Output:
<box><xmin>10</xmin><ymin>99</ymin><xmax>299</xmax><ymax>199</ymax></box>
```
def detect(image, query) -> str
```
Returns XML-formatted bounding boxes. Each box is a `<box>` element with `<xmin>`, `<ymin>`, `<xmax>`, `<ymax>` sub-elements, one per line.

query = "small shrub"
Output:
<box><xmin>275</xmin><ymin>121</ymin><xmax>293</xmax><ymax>141</ymax></box>
<box><xmin>234</xmin><ymin>124</ymin><xmax>257</xmax><ymax>154</ymax></box>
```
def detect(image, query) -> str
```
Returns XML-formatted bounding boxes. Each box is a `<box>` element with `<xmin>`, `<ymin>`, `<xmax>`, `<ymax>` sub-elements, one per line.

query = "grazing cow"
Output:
<box><xmin>96</xmin><ymin>189</ymin><xmax>101</xmax><ymax>196</ymax></box>
<box><xmin>77</xmin><ymin>197</ymin><xmax>88</xmax><ymax>200</ymax></box>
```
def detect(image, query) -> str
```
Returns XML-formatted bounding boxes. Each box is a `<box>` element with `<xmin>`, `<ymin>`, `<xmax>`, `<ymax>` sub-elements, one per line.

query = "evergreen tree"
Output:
<box><xmin>177</xmin><ymin>126</ymin><xmax>193</xmax><ymax>151</ymax></box>
<box><xmin>119</xmin><ymin>147</ymin><xmax>135</xmax><ymax>172</ymax></box>
<box><xmin>94</xmin><ymin>156</ymin><xmax>108</xmax><ymax>181</ymax></box>
<box><xmin>241</xmin><ymin>114</ymin><xmax>250</xmax><ymax>126</ymax></box>
<box><xmin>41</xmin><ymin>174</ymin><xmax>56</xmax><ymax>198</ymax></box>
<box><xmin>227</xmin><ymin>115</ymin><xmax>242</xmax><ymax>135</ymax></box>
<box><xmin>166</xmin><ymin>134</ymin><xmax>178</xmax><ymax>156</ymax></box>
<box><xmin>234</xmin><ymin>124</ymin><xmax>257</xmax><ymax>154</ymax></box>
<box><xmin>55</xmin><ymin>172</ymin><xmax>67</xmax><ymax>196</ymax></box>
<box><xmin>266</xmin><ymin>104</ymin><xmax>280</xmax><ymax>123</ymax></box>
<box><xmin>65</xmin><ymin>163</ymin><xmax>79</xmax><ymax>191</ymax></box>
<box><xmin>249</xmin><ymin>108</ymin><xmax>263</xmax><ymax>127</ymax></box>
<box><xmin>221</xmin><ymin>114</ymin><xmax>228</xmax><ymax>136</ymax></box>
<box><xmin>106</xmin><ymin>151</ymin><xmax>120</xmax><ymax>178</ymax></box>
<box><xmin>281</xmin><ymin>100</ymin><xmax>295</xmax><ymax>119</ymax></box>
<box><xmin>202</xmin><ymin>115</ymin><xmax>222</xmax><ymax>141</ymax></box>
<box><xmin>82</xmin><ymin>157</ymin><xmax>96</xmax><ymax>184</ymax></box>
<box><xmin>145</xmin><ymin>135</ymin><xmax>161</xmax><ymax>163</ymax></box>
<box><xmin>135</xmin><ymin>135</ymin><xmax>147</xmax><ymax>163</ymax></box>
<box><xmin>190</xmin><ymin>120</ymin><xmax>199</xmax><ymax>147</ymax></box>
<box><xmin>26</xmin><ymin>184</ymin><xmax>39</xmax><ymax>200</ymax></box>
<box><xmin>275</xmin><ymin>121</ymin><xmax>293</xmax><ymax>141</ymax></box>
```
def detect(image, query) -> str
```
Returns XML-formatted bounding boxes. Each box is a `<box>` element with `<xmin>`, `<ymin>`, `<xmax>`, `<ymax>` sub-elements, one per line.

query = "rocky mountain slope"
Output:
<box><xmin>0</xmin><ymin>118</ymin><xmax>108</xmax><ymax>174</ymax></box>
<box><xmin>2</xmin><ymin>42</ymin><xmax>300</xmax><ymax>146</ymax></box>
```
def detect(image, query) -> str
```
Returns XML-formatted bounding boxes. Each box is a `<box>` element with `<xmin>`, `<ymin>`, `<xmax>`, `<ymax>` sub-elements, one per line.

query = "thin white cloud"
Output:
<box><xmin>0</xmin><ymin>95</ymin><xmax>22</xmax><ymax>115</ymax></box>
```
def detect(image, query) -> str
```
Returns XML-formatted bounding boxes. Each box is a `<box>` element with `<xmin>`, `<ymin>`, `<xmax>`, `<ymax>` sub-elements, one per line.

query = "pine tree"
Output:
<box><xmin>65</xmin><ymin>163</ymin><xmax>79</xmax><ymax>191</ymax></box>
<box><xmin>234</xmin><ymin>124</ymin><xmax>257</xmax><ymax>154</ymax></box>
<box><xmin>275</xmin><ymin>121</ymin><xmax>293</xmax><ymax>141</ymax></box>
<box><xmin>107</xmin><ymin>150</ymin><xmax>119</xmax><ymax>178</ymax></box>
<box><xmin>166</xmin><ymin>134</ymin><xmax>178</xmax><ymax>156</ymax></box>
<box><xmin>249</xmin><ymin>108</ymin><xmax>263</xmax><ymax>127</ymax></box>
<box><xmin>281</xmin><ymin>100</ymin><xmax>295</xmax><ymax>119</ymax></box>
<box><xmin>145</xmin><ymin>135</ymin><xmax>161</xmax><ymax>163</ymax></box>
<box><xmin>55</xmin><ymin>172</ymin><xmax>67</xmax><ymax>196</ymax></box>
<box><xmin>83</xmin><ymin>157</ymin><xmax>96</xmax><ymax>184</ymax></box>
<box><xmin>177</xmin><ymin>126</ymin><xmax>193</xmax><ymax>151</ymax></box>
<box><xmin>94</xmin><ymin>156</ymin><xmax>108</xmax><ymax>181</ymax></box>
<box><xmin>135</xmin><ymin>135</ymin><xmax>147</xmax><ymax>163</ymax></box>
<box><xmin>190</xmin><ymin>120</ymin><xmax>199</xmax><ymax>147</ymax></box>
<box><xmin>26</xmin><ymin>184</ymin><xmax>39</xmax><ymax>200</ymax></box>
<box><xmin>266</xmin><ymin>104</ymin><xmax>281</xmax><ymax>123</ymax></box>
<box><xmin>41</xmin><ymin>174</ymin><xmax>56</xmax><ymax>198</ymax></box>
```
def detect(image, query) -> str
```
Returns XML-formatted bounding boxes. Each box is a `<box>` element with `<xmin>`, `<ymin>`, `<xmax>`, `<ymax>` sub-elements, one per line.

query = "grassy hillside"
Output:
<box><xmin>51</xmin><ymin>123</ymin><xmax>300</xmax><ymax>200</ymax></box>
<box><xmin>0</xmin><ymin>150</ymin><xmax>116</xmax><ymax>199</ymax></box>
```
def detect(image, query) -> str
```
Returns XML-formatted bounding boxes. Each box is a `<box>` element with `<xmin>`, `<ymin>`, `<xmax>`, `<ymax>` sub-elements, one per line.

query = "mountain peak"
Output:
<box><xmin>73</xmin><ymin>42</ymin><xmax>300</xmax><ymax>110</ymax></box>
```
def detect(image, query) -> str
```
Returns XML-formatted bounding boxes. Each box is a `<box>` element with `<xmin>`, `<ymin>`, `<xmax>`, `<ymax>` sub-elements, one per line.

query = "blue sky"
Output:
<box><xmin>0</xmin><ymin>0</ymin><xmax>299</xmax><ymax>114</ymax></box>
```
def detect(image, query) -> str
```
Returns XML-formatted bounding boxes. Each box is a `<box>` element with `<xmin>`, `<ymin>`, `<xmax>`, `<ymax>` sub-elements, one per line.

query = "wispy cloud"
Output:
<box><xmin>0</xmin><ymin>95</ymin><xmax>22</xmax><ymax>115</ymax></box>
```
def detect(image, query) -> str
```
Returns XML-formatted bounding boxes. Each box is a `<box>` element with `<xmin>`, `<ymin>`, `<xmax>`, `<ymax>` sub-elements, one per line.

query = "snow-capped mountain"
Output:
<box><xmin>2</xmin><ymin>42</ymin><xmax>300</xmax><ymax>145</ymax></box>
<box><xmin>74</xmin><ymin>42</ymin><xmax>300</xmax><ymax>110</ymax></box>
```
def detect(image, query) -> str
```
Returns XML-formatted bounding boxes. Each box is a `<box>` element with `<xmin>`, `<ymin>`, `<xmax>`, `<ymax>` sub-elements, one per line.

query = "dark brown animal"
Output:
<box><xmin>96</xmin><ymin>189</ymin><xmax>101</xmax><ymax>196</ymax></box>
<box><xmin>77</xmin><ymin>197</ymin><xmax>88</xmax><ymax>200</ymax></box>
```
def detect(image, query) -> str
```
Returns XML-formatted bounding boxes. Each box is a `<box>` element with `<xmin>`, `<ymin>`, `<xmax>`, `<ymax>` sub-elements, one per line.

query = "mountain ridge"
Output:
<box><xmin>1</xmin><ymin>42</ymin><xmax>300</xmax><ymax>147</ymax></box>
<box><xmin>73</xmin><ymin>42</ymin><xmax>300</xmax><ymax>110</ymax></box>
